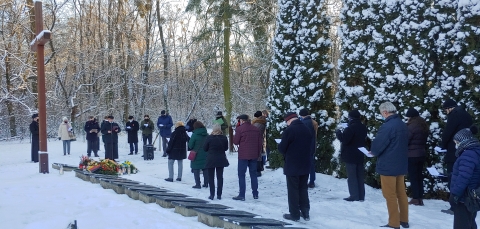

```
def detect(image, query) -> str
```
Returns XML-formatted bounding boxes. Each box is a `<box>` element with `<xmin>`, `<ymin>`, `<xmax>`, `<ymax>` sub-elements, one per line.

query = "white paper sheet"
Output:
<box><xmin>358</xmin><ymin>147</ymin><xmax>374</xmax><ymax>157</ymax></box>
<box><xmin>434</xmin><ymin>146</ymin><xmax>447</xmax><ymax>153</ymax></box>
<box><xmin>275</xmin><ymin>139</ymin><xmax>281</xmax><ymax>144</ymax></box>
<box><xmin>187</xmin><ymin>132</ymin><xmax>192</xmax><ymax>137</ymax></box>
<box><xmin>427</xmin><ymin>166</ymin><xmax>445</xmax><ymax>177</ymax></box>
<box><xmin>339</xmin><ymin>123</ymin><xmax>348</xmax><ymax>128</ymax></box>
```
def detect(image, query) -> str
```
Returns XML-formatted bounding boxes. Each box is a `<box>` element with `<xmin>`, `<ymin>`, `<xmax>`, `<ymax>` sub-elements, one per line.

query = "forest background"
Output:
<box><xmin>1</xmin><ymin>0</ymin><xmax>479</xmax><ymax>198</ymax></box>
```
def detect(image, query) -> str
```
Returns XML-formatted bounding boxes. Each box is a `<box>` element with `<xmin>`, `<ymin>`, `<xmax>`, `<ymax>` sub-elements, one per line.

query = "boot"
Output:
<box><xmin>408</xmin><ymin>198</ymin><xmax>420</xmax><ymax>205</ymax></box>
<box><xmin>94</xmin><ymin>153</ymin><xmax>99</xmax><ymax>157</ymax></box>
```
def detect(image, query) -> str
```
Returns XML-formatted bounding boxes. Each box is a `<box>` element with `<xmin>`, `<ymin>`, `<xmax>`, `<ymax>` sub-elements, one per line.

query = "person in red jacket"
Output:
<box><xmin>232</xmin><ymin>114</ymin><xmax>263</xmax><ymax>201</ymax></box>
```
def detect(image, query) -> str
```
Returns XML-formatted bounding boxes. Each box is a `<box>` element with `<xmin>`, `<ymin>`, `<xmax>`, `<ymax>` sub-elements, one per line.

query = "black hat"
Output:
<box><xmin>299</xmin><ymin>108</ymin><xmax>309</xmax><ymax>117</ymax></box>
<box><xmin>348</xmin><ymin>110</ymin><xmax>361</xmax><ymax>119</ymax></box>
<box><xmin>454</xmin><ymin>126</ymin><xmax>479</xmax><ymax>143</ymax></box>
<box><xmin>237</xmin><ymin>114</ymin><xmax>249</xmax><ymax>120</ymax></box>
<box><xmin>284</xmin><ymin>112</ymin><xmax>297</xmax><ymax>122</ymax></box>
<box><xmin>144</xmin><ymin>114</ymin><xmax>150</xmax><ymax>118</ymax></box>
<box><xmin>161</xmin><ymin>110</ymin><xmax>166</xmax><ymax>115</ymax></box>
<box><xmin>254</xmin><ymin>111</ymin><xmax>262</xmax><ymax>118</ymax></box>
<box><xmin>128</xmin><ymin>115</ymin><xmax>134</xmax><ymax>119</ymax></box>
<box><xmin>405</xmin><ymin>108</ymin><xmax>419</xmax><ymax>118</ymax></box>
<box><xmin>31</xmin><ymin>113</ymin><xmax>38</xmax><ymax>119</ymax></box>
<box><xmin>442</xmin><ymin>99</ymin><xmax>457</xmax><ymax>110</ymax></box>
<box><xmin>216</xmin><ymin>111</ymin><xmax>223</xmax><ymax>117</ymax></box>
<box><xmin>107</xmin><ymin>115</ymin><xmax>114</xmax><ymax>119</ymax></box>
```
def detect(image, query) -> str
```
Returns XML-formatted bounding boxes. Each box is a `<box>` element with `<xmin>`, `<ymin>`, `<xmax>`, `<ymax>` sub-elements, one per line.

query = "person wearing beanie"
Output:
<box><xmin>30</xmin><ymin>113</ymin><xmax>40</xmax><ymax>162</ymax></box>
<box><xmin>164</xmin><ymin>121</ymin><xmax>190</xmax><ymax>182</ymax></box>
<box><xmin>84</xmin><ymin>116</ymin><xmax>100</xmax><ymax>157</ymax></box>
<box><xmin>370</xmin><ymin>102</ymin><xmax>409</xmax><ymax>228</ymax></box>
<box><xmin>214</xmin><ymin>111</ymin><xmax>228</xmax><ymax>136</ymax></box>
<box><xmin>101</xmin><ymin>115</ymin><xmax>121</xmax><ymax>160</ymax></box>
<box><xmin>157</xmin><ymin>110</ymin><xmax>173</xmax><ymax>157</ymax></box>
<box><xmin>450</xmin><ymin>126</ymin><xmax>480</xmax><ymax>229</ymax></box>
<box><xmin>140</xmin><ymin>114</ymin><xmax>155</xmax><ymax>145</ymax></box>
<box><xmin>298</xmin><ymin>108</ymin><xmax>318</xmax><ymax>188</ymax></box>
<box><xmin>126</xmin><ymin>115</ymin><xmax>140</xmax><ymax>155</ymax></box>
<box><xmin>58</xmin><ymin>116</ymin><xmax>74</xmax><ymax>156</ymax></box>
<box><xmin>404</xmin><ymin>108</ymin><xmax>429</xmax><ymax>206</ymax></box>
<box><xmin>232</xmin><ymin>114</ymin><xmax>263</xmax><ymax>201</ymax></box>
<box><xmin>278</xmin><ymin>111</ymin><xmax>312</xmax><ymax>222</ymax></box>
<box><xmin>188</xmin><ymin>121</ymin><xmax>209</xmax><ymax>189</ymax></box>
<box><xmin>252</xmin><ymin>111</ymin><xmax>267</xmax><ymax>177</ymax></box>
<box><xmin>335</xmin><ymin>109</ymin><xmax>367</xmax><ymax>202</ymax></box>
<box><xmin>440</xmin><ymin>99</ymin><xmax>473</xmax><ymax>214</ymax></box>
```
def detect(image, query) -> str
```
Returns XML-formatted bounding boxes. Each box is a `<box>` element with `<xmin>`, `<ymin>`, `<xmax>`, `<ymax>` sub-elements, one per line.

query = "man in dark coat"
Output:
<box><xmin>335</xmin><ymin>110</ymin><xmax>367</xmax><ymax>202</ymax></box>
<box><xmin>84</xmin><ymin>116</ymin><xmax>100</xmax><ymax>157</ymax></box>
<box><xmin>440</xmin><ymin>99</ymin><xmax>473</xmax><ymax>214</ymax></box>
<box><xmin>157</xmin><ymin>110</ymin><xmax>173</xmax><ymax>157</ymax></box>
<box><xmin>371</xmin><ymin>102</ymin><xmax>409</xmax><ymax>229</ymax></box>
<box><xmin>126</xmin><ymin>115</ymin><xmax>140</xmax><ymax>155</ymax></box>
<box><xmin>299</xmin><ymin>108</ymin><xmax>318</xmax><ymax>188</ymax></box>
<box><xmin>232</xmin><ymin>114</ymin><xmax>262</xmax><ymax>201</ymax></box>
<box><xmin>252</xmin><ymin>111</ymin><xmax>267</xmax><ymax>176</ymax></box>
<box><xmin>29</xmin><ymin>113</ymin><xmax>39</xmax><ymax>162</ymax></box>
<box><xmin>278</xmin><ymin>112</ymin><xmax>312</xmax><ymax>222</ymax></box>
<box><xmin>101</xmin><ymin>115</ymin><xmax>121</xmax><ymax>160</ymax></box>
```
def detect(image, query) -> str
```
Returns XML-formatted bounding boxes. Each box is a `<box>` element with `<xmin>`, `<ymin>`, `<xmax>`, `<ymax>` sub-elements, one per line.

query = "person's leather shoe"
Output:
<box><xmin>400</xmin><ymin>221</ymin><xmax>409</xmax><ymax>228</ymax></box>
<box><xmin>192</xmin><ymin>185</ymin><xmax>201</xmax><ymax>189</ymax></box>
<box><xmin>380</xmin><ymin>224</ymin><xmax>399</xmax><ymax>229</ymax></box>
<box><xmin>208</xmin><ymin>196</ymin><xmax>214</xmax><ymax>200</ymax></box>
<box><xmin>343</xmin><ymin>197</ymin><xmax>358</xmax><ymax>202</ymax></box>
<box><xmin>202</xmin><ymin>184</ymin><xmax>208</xmax><ymax>188</ymax></box>
<box><xmin>164</xmin><ymin>178</ymin><xmax>173</xmax><ymax>182</ymax></box>
<box><xmin>301</xmin><ymin>212</ymin><xmax>310</xmax><ymax>221</ymax></box>
<box><xmin>232</xmin><ymin>196</ymin><xmax>245</xmax><ymax>201</ymax></box>
<box><xmin>283</xmin><ymin>214</ymin><xmax>300</xmax><ymax>222</ymax></box>
<box><xmin>308</xmin><ymin>183</ymin><xmax>315</xmax><ymax>188</ymax></box>
<box><xmin>176</xmin><ymin>178</ymin><xmax>181</xmax><ymax>181</ymax></box>
<box><xmin>441</xmin><ymin>208</ymin><xmax>454</xmax><ymax>215</ymax></box>
<box><xmin>408</xmin><ymin>198</ymin><xmax>422</xmax><ymax>206</ymax></box>
<box><xmin>128</xmin><ymin>152</ymin><xmax>133</xmax><ymax>155</ymax></box>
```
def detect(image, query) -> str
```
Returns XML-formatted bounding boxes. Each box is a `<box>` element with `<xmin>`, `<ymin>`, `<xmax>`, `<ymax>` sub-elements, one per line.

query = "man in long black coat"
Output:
<box><xmin>278</xmin><ymin>112</ymin><xmax>312</xmax><ymax>222</ymax></box>
<box><xmin>29</xmin><ymin>114</ymin><xmax>39</xmax><ymax>162</ymax></box>
<box><xmin>101</xmin><ymin>115</ymin><xmax>121</xmax><ymax>160</ymax></box>
<box><xmin>441</xmin><ymin>99</ymin><xmax>473</xmax><ymax>214</ymax></box>
<box><xmin>84</xmin><ymin>116</ymin><xmax>100</xmax><ymax>157</ymax></box>
<box><xmin>126</xmin><ymin>115</ymin><xmax>140</xmax><ymax>155</ymax></box>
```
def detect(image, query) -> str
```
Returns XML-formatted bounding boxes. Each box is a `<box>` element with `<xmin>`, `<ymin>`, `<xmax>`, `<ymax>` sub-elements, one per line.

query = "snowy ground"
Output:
<box><xmin>0</xmin><ymin>134</ymin><xmax>470</xmax><ymax>229</ymax></box>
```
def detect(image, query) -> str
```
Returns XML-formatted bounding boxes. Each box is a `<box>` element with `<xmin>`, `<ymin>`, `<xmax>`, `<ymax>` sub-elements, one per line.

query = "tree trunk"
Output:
<box><xmin>222</xmin><ymin>0</ymin><xmax>233</xmax><ymax>151</ymax></box>
<box><xmin>156</xmin><ymin>0</ymin><xmax>169</xmax><ymax>112</ymax></box>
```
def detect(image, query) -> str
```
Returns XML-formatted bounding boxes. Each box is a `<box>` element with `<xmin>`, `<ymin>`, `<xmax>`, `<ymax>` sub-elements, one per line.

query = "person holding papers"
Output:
<box><xmin>140</xmin><ymin>115</ymin><xmax>155</xmax><ymax>145</ymax></box>
<box><xmin>404</xmin><ymin>108</ymin><xmax>429</xmax><ymax>206</ymax></box>
<box><xmin>370</xmin><ymin>102</ymin><xmax>409</xmax><ymax>229</ymax></box>
<box><xmin>125</xmin><ymin>115</ymin><xmax>139</xmax><ymax>155</ymax></box>
<box><xmin>335</xmin><ymin>110</ymin><xmax>367</xmax><ymax>202</ymax></box>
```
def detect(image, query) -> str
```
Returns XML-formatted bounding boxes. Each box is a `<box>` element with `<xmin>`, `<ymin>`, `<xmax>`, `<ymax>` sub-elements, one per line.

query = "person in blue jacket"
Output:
<box><xmin>449</xmin><ymin>126</ymin><xmax>480</xmax><ymax>229</ymax></box>
<box><xmin>157</xmin><ymin>110</ymin><xmax>173</xmax><ymax>157</ymax></box>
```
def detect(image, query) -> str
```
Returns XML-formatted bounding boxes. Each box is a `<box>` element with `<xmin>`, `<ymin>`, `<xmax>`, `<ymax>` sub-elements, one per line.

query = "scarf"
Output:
<box><xmin>456</xmin><ymin>138</ymin><xmax>480</xmax><ymax>157</ymax></box>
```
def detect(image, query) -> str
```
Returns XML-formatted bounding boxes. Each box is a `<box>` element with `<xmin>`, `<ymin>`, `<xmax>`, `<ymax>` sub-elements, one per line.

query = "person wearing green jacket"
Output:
<box><xmin>188</xmin><ymin>121</ymin><xmax>209</xmax><ymax>189</ymax></box>
<box><xmin>140</xmin><ymin>115</ymin><xmax>155</xmax><ymax>145</ymax></box>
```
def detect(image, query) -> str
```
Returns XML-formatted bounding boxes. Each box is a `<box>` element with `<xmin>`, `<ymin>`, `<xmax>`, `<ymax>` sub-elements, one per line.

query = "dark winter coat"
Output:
<box><xmin>84</xmin><ymin>120</ymin><xmax>100</xmax><ymax>141</ymax></box>
<box><xmin>407</xmin><ymin>118</ymin><xmax>429</xmax><ymax>158</ymax></box>
<box><xmin>30</xmin><ymin>120</ymin><xmax>39</xmax><ymax>162</ymax></box>
<box><xmin>450</xmin><ymin>146</ymin><xmax>480</xmax><ymax>200</ymax></box>
<box><xmin>371</xmin><ymin>114</ymin><xmax>409</xmax><ymax>176</ymax></box>
<box><xmin>166</xmin><ymin>126</ymin><xmax>189</xmax><ymax>160</ymax></box>
<box><xmin>157</xmin><ymin>115</ymin><xmax>173</xmax><ymax>137</ymax></box>
<box><xmin>188</xmin><ymin>127</ymin><xmax>208</xmax><ymax>169</ymax></box>
<box><xmin>204</xmin><ymin>134</ymin><xmax>229</xmax><ymax>169</ymax></box>
<box><xmin>233</xmin><ymin>122</ymin><xmax>263</xmax><ymax>160</ymax></box>
<box><xmin>278</xmin><ymin>119</ymin><xmax>313</xmax><ymax>176</ymax></box>
<box><xmin>140</xmin><ymin>119</ymin><xmax>155</xmax><ymax>135</ymax></box>
<box><xmin>101</xmin><ymin>122</ymin><xmax>121</xmax><ymax>143</ymax></box>
<box><xmin>126</xmin><ymin>120</ymin><xmax>140</xmax><ymax>143</ymax></box>
<box><xmin>442</xmin><ymin>107</ymin><xmax>473</xmax><ymax>163</ymax></box>
<box><xmin>186</xmin><ymin>119</ymin><xmax>197</xmax><ymax>132</ymax></box>
<box><xmin>336</xmin><ymin>118</ymin><xmax>367</xmax><ymax>164</ymax></box>
<box><xmin>30</xmin><ymin>121</ymin><xmax>39</xmax><ymax>140</ymax></box>
<box><xmin>301</xmin><ymin>116</ymin><xmax>317</xmax><ymax>157</ymax></box>
<box><xmin>252</xmin><ymin>116</ymin><xmax>267</xmax><ymax>155</ymax></box>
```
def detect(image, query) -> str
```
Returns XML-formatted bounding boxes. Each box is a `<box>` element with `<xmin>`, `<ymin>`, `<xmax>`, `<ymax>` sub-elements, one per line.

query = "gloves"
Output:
<box><xmin>68</xmin><ymin>127</ymin><xmax>72</xmax><ymax>131</ymax></box>
<box><xmin>449</xmin><ymin>194</ymin><xmax>459</xmax><ymax>205</ymax></box>
<box><xmin>58</xmin><ymin>137</ymin><xmax>61</xmax><ymax>140</ymax></box>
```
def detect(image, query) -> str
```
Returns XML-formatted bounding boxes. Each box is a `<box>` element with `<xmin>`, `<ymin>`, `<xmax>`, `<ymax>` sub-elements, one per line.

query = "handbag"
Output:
<box><xmin>188</xmin><ymin>150</ymin><xmax>197</xmax><ymax>160</ymax></box>
<box><xmin>464</xmin><ymin>187</ymin><xmax>480</xmax><ymax>212</ymax></box>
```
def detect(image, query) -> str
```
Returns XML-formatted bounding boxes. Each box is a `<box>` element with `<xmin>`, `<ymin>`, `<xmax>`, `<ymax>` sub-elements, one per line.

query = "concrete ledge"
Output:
<box><xmin>220</xmin><ymin>216</ymin><xmax>291</xmax><ymax>229</ymax></box>
<box><xmin>90</xmin><ymin>174</ymin><xmax>119</xmax><ymax>184</ymax></box>
<box><xmin>74</xmin><ymin>170</ymin><xmax>92</xmax><ymax>181</ymax></box>
<box><xmin>155</xmin><ymin>197</ymin><xmax>207</xmax><ymax>208</ymax></box>
<box><xmin>138</xmin><ymin>191</ymin><xmax>178</xmax><ymax>204</ymax></box>
<box><xmin>171</xmin><ymin>202</ymin><xmax>229</xmax><ymax>217</ymax></box>
<box><xmin>195</xmin><ymin>209</ymin><xmax>256</xmax><ymax>228</ymax></box>
<box><xmin>124</xmin><ymin>186</ymin><xmax>164</xmax><ymax>200</ymax></box>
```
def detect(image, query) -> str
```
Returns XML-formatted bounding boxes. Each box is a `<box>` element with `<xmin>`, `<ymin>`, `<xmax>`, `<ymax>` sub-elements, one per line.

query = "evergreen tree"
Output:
<box><xmin>267</xmin><ymin>0</ymin><xmax>335</xmax><ymax>174</ymax></box>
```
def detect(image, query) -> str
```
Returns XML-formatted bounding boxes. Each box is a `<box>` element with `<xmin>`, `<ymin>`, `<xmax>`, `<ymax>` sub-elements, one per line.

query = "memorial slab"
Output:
<box><xmin>219</xmin><ymin>216</ymin><xmax>291</xmax><ymax>229</ymax></box>
<box><xmin>171</xmin><ymin>201</ymin><xmax>229</xmax><ymax>217</ymax></box>
<box><xmin>124</xmin><ymin>186</ymin><xmax>167</xmax><ymax>200</ymax></box>
<box><xmin>138</xmin><ymin>190</ymin><xmax>182</xmax><ymax>203</ymax></box>
<box><xmin>252</xmin><ymin>226</ymin><xmax>308</xmax><ymax>229</ymax></box>
<box><xmin>194</xmin><ymin>208</ymin><xmax>257</xmax><ymax>228</ymax></box>
<box><xmin>155</xmin><ymin>196</ymin><xmax>208</xmax><ymax>208</ymax></box>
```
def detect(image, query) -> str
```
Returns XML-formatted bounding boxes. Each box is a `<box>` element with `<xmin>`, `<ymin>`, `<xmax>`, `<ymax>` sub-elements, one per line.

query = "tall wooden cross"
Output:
<box><xmin>30</xmin><ymin>0</ymin><xmax>51</xmax><ymax>173</ymax></box>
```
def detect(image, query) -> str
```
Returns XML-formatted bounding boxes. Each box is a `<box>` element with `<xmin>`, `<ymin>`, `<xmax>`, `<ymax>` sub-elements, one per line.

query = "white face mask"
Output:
<box><xmin>129</xmin><ymin>119</ymin><xmax>133</xmax><ymax>122</ymax></box>
<box><xmin>455</xmin><ymin>144</ymin><xmax>459</xmax><ymax>149</ymax></box>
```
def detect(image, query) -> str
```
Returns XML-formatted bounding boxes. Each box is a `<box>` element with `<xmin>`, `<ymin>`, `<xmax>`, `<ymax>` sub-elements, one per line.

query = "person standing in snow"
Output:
<box><xmin>140</xmin><ymin>115</ymin><xmax>155</xmax><ymax>145</ymax></box>
<box><xmin>214</xmin><ymin>111</ymin><xmax>228</xmax><ymax>136</ymax></box>
<box><xmin>58</xmin><ymin>117</ymin><xmax>74</xmax><ymax>155</ymax></box>
<box><xmin>440</xmin><ymin>99</ymin><xmax>473</xmax><ymax>214</ymax></box>
<box><xmin>252</xmin><ymin>111</ymin><xmax>267</xmax><ymax>177</ymax></box>
<box><xmin>299</xmin><ymin>108</ymin><xmax>318</xmax><ymax>188</ymax></box>
<box><xmin>335</xmin><ymin>110</ymin><xmax>367</xmax><ymax>202</ymax></box>
<box><xmin>84</xmin><ymin>116</ymin><xmax>100</xmax><ymax>157</ymax></box>
<box><xmin>101</xmin><ymin>115</ymin><xmax>121</xmax><ymax>160</ymax></box>
<box><xmin>30</xmin><ymin>113</ymin><xmax>40</xmax><ymax>162</ymax></box>
<box><xmin>164</xmin><ymin>121</ymin><xmax>189</xmax><ymax>182</ymax></box>
<box><xmin>157</xmin><ymin>110</ymin><xmax>173</xmax><ymax>157</ymax></box>
<box><xmin>404</xmin><ymin>108</ymin><xmax>428</xmax><ymax>206</ymax></box>
<box><xmin>125</xmin><ymin>115</ymin><xmax>140</xmax><ymax>155</ymax></box>
<box><xmin>204</xmin><ymin>124</ymin><xmax>229</xmax><ymax>200</ymax></box>
<box><xmin>278</xmin><ymin>112</ymin><xmax>312</xmax><ymax>222</ymax></box>
<box><xmin>370</xmin><ymin>102</ymin><xmax>409</xmax><ymax>229</ymax></box>
<box><xmin>188</xmin><ymin>121</ymin><xmax>209</xmax><ymax>189</ymax></box>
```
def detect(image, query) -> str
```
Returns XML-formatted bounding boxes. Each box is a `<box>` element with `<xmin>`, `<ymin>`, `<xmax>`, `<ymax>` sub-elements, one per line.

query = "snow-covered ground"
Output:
<box><xmin>0</xmin><ymin>134</ymin><xmax>469</xmax><ymax>229</ymax></box>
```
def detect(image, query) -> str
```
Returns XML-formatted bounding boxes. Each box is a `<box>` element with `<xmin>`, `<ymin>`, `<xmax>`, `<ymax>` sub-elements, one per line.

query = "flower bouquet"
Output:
<box><xmin>120</xmin><ymin>161</ymin><xmax>138</xmax><ymax>174</ymax></box>
<box><xmin>79</xmin><ymin>155</ymin><xmax>91</xmax><ymax>170</ymax></box>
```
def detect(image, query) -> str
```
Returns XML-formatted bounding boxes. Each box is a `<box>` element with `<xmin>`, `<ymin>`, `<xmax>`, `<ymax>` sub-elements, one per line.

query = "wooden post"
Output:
<box><xmin>30</xmin><ymin>1</ymin><xmax>51</xmax><ymax>173</ymax></box>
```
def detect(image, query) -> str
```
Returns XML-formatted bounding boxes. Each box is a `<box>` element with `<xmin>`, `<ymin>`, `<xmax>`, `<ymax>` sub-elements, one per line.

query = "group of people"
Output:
<box><xmin>335</xmin><ymin>100</ymin><xmax>478</xmax><ymax>229</ymax></box>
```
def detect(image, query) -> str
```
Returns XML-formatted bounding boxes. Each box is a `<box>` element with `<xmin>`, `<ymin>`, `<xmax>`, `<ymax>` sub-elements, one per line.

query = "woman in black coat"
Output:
<box><xmin>204</xmin><ymin>124</ymin><xmax>229</xmax><ymax>200</ymax></box>
<box><xmin>165</xmin><ymin>121</ymin><xmax>190</xmax><ymax>182</ymax></box>
<box><xmin>30</xmin><ymin>114</ymin><xmax>39</xmax><ymax>162</ymax></box>
<box><xmin>335</xmin><ymin>110</ymin><xmax>367</xmax><ymax>202</ymax></box>
<box><xmin>405</xmin><ymin>108</ymin><xmax>429</xmax><ymax>206</ymax></box>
